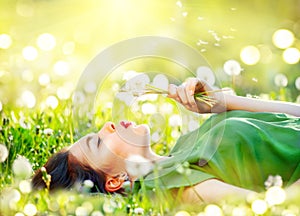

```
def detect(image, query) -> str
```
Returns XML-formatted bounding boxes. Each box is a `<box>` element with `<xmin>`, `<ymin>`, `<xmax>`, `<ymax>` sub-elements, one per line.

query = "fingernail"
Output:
<box><xmin>169</xmin><ymin>85</ymin><xmax>176</xmax><ymax>95</ymax></box>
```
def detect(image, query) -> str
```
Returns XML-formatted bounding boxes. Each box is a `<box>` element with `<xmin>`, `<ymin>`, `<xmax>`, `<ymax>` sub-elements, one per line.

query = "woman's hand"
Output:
<box><xmin>168</xmin><ymin>78</ymin><xmax>227</xmax><ymax>113</ymax></box>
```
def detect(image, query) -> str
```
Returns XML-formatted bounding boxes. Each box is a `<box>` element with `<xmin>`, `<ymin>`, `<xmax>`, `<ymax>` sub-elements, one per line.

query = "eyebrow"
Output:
<box><xmin>86</xmin><ymin>136</ymin><xmax>93</xmax><ymax>150</ymax></box>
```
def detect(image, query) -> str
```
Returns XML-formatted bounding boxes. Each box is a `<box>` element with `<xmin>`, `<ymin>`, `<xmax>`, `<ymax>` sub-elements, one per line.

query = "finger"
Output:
<box><xmin>185</xmin><ymin>79</ymin><xmax>200</xmax><ymax>111</ymax></box>
<box><xmin>177</xmin><ymin>85</ymin><xmax>189</xmax><ymax>105</ymax></box>
<box><xmin>168</xmin><ymin>84</ymin><xmax>182</xmax><ymax>103</ymax></box>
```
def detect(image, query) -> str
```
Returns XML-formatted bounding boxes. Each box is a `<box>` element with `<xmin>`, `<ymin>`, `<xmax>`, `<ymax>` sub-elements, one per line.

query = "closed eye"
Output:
<box><xmin>97</xmin><ymin>137</ymin><xmax>101</xmax><ymax>148</ymax></box>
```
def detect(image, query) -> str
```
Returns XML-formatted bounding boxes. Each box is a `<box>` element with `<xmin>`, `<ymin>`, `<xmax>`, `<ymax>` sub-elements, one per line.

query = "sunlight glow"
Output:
<box><xmin>0</xmin><ymin>34</ymin><xmax>12</xmax><ymax>49</ymax></box>
<box><xmin>37</xmin><ymin>33</ymin><xmax>56</xmax><ymax>51</ymax></box>
<box><xmin>283</xmin><ymin>47</ymin><xmax>300</xmax><ymax>64</ymax></box>
<box><xmin>53</xmin><ymin>61</ymin><xmax>70</xmax><ymax>76</ymax></box>
<box><xmin>272</xmin><ymin>29</ymin><xmax>294</xmax><ymax>49</ymax></box>
<box><xmin>22</xmin><ymin>46</ymin><xmax>38</xmax><ymax>61</ymax></box>
<box><xmin>21</xmin><ymin>90</ymin><xmax>36</xmax><ymax>108</ymax></box>
<box><xmin>21</xmin><ymin>70</ymin><xmax>34</xmax><ymax>82</ymax></box>
<box><xmin>240</xmin><ymin>46</ymin><xmax>260</xmax><ymax>65</ymax></box>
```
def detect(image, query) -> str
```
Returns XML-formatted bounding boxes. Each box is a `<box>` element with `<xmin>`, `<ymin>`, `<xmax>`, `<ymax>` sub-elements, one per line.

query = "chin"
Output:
<box><xmin>133</xmin><ymin>124</ymin><xmax>150</xmax><ymax>135</ymax></box>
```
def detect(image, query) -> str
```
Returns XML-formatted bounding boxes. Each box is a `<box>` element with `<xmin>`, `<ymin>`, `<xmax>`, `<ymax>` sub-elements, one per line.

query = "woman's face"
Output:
<box><xmin>69</xmin><ymin>121</ymin><xmax>151</xmax><ymax>177</ymax></box>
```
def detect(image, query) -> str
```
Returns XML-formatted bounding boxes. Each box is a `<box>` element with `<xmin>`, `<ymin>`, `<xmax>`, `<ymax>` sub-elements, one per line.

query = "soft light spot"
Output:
<box><xmin>196</xmin><ymin>66</ymin><xmax>215</xmax><ymax>85</ymax></box>
<box><xmin>23</xmin><ymin>203</ymin><xmax>37</xmax><ymax>216</ymax></box>
<box><xmin>0</xmin><ymin>100</ymin><xmax>2</xmax><ymax>112</ymax></box>
<box><xmin>283</xmin><ymin>47</ymin><xmax>300</xmax><ymax>64</ymax></box>
<box><xmin>36</xmin><ymin>33</ymin><xmax>56</xmax><ymax>51</ymax></box>
<box><xmin>141</xmin><ymin>103</ymin><xmax>157</xmax><ymax>115</ymax></box>
<box><xmin>62</xmin><ymin>41</ymin><xmax>75</xmax><ymax>55</ymax></box>
<box><xmin>22</xmin><ymin>46</ymin><xmax>38</xmax><ymax>61</ymax></box>
<box><xmin>84</xmin><ymin>81</ymin><xmax>97</xmax><ymax>93</ymax></box>
<box><xmin>19</xmin><ymin>180</ymin><xmax>32</xmax><ymax>194</ymax></box>
<box><xmin>0</xmin><ymin>143</ymin><xmax>8</xmax><ymax>162</ymax></box>
<box><xmin>204</xmin><ymin>204</ymin><xmax>223</xmax><ymax>216</ymax></box>
<box><xmin>176</xmin><ymin>1</ymin><xmax>182</xmax><ymax>8</ymax></box>
<box><xmin>159</xmin><ymin>103</ymin><xmax>173</xmax><ymax>114</ymax></box>
<box><xmin>272</xmin><ymin>29</ymin><xmax>294</xmax><ymax>49</ymax></box>
<box><xmin>16</xmin><ymin>0</ymin><xmax>35</xmax><ymax>17</ymax></box>
<box><xmin>46</xmin><ymin>96</ymin><xmax>59</xmax><ymax>109</ymax></box>
<box><xmin>265</xmin><ymin>186</ymin><xmax>286</xmax><ymax>205</ymax></box>
<box><xmin>169</xmin><ymin>114</ymin><xmax>182</xmax><ymax>127</ymax></box>
<box><xmin>223</xmin><ymin>60</ymin><xmax>242</xmax><ymax>76</ymax></box>
<box><xmin>175</xmin><ymin>210</ymin><xmax>190</xmax><ymax>216</ymax></box>
<box><xmin>295</xmin><ymin>77</ymin><xmax>300</xmax><ymax>90</ymax></box>
<box><xmin>152</xmin><ymin>74</ymin><xmax>169</xmax><ymax>91</ymax></box>
<box><xmin>240</xmin><ymin>45</ymin><xmax>260</xmax><ymax>65</ymax></box>
<box><xmin>274</xmin><ymin>73</ymin><xmax>288</xmax><ymax>87</ymax></box>
<box><xmin>21</xmin><ymin>70</ymin><xmax>34</xmax><ymax>82</ymax></box>
<box><xmin>21</xmin><ymin>90</ymin><xmax>36</xmax><ymax>108</ymax></box>
<box><xmin>53</xmin><ymin>60</ymin><xmax>70</xmax><ymax>76</ymax></box>
<box><xmin>251</xmin><ymin>199</ymin><xmax>268</xmax><ymax>215</ymax></box>
<box><xmin>0</xmin><ymin>34</ymin><xmax>12</xmax><ymax>49</ymax></box>
<box><xmin>38</xmin><ymin>73</ymin><xmax>50</xmax><ymax>86</ymax></box>
<box><xmin>12</xmin><ymin>155</ymin><xmax>33</xmax><ymax>179</ymax></box>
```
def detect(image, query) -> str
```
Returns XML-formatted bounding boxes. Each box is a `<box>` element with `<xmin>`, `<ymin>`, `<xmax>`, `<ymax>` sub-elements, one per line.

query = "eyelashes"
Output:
<box><xmin>97</xmin><ymin>137</ymin><xmax>101</xmax><ymax>148</ymax></box>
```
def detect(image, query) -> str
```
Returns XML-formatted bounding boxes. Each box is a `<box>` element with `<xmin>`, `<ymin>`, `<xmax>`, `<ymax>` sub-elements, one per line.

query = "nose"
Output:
<box><xmin>98</xmin><ymin>122</ymin><xmax>115</xmax><ymax>137</ymax></box>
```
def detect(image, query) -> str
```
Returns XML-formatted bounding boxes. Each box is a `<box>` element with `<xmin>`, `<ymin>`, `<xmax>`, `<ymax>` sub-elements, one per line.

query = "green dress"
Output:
<box><xmin>143</xmin><ymin>111</ymin><xmax>300</xmax><ymax>192</ymax></box>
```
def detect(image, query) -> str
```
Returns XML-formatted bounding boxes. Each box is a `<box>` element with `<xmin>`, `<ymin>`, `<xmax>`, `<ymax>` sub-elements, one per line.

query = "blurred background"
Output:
<box><xmin>0</xmin><ymin>0</ymin><xmax>300</xmax><ymax>112</ymax></box>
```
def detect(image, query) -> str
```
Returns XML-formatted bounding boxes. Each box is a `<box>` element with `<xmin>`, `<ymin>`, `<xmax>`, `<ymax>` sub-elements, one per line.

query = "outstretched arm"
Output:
<box><xmin>168</xmin><ymin>78</ymin><xmax>300</xmax><ymax>117</ymax></box>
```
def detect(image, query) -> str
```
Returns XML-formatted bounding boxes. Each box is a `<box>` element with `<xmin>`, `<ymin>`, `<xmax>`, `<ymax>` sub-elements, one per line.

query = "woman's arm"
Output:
<box><xmin>168</xmin><ymin>78</ymin><xmax>300</xmax><ymax>117</ymax></box>
<box><xmin>182</xmin><ymin>179</ymin><xmax>255</xmax><ymax>204</ymax></box>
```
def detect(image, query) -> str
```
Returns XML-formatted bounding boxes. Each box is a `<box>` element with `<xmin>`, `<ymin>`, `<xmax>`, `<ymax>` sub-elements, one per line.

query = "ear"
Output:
<box><xmin>105</xmin><ymin>176</ymin><xmax>124</xmax><ymax>193</ymax></box>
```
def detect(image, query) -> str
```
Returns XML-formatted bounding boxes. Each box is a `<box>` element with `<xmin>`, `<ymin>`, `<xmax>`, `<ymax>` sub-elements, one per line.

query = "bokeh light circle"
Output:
<box><xmin>0</xmin><ymin>34</ymin><xmax>12</xmax><ymax>49</ymax></box>
<box><xmin>22</xmin><ymin>46</ymin><xmax>38</xmax><ymax>61</ymax></box>
<box><xmin>283</xmin><ymin>47</ymin><xmax>300</xmax><ymax>64</ymax></box>
<box><xmin>240</xmin><ymin>45</ymin><xmax>260</xmax><ymax>65</ymax></box>
<box><xmin>272</xmin><ymin>29</ymin><xmax>294</xmax><ymax>49</ymax></box>
<box><xmin>295</xmin><ymin>77</ymin><xmax>300</xmax><ymax>90</ymax></box>
<box><xmin>37</xmin><ymin>33</ymin><xmax>56</xmax><ymax>51</ymax></box>
<box><xmin>21</xmin><ymin>90</ymin><xmax>36</xmax><ymax>108</ymax></box>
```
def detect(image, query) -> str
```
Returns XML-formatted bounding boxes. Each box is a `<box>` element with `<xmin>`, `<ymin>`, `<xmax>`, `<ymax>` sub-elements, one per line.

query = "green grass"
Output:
<box><xmin>1</xmin><ymin>96</ymin><xmax>300</xmax><ymax>216</ymax></box>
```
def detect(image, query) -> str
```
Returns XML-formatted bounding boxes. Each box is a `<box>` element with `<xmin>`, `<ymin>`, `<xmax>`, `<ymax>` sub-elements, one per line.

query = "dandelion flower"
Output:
<box><xmin>0</xmin><ymin>144</ymin><xmax>8</xmax><ymax>162</ymax></box>
<box><xmin>223</xmin><ymin>60</ymin><xmax>242</xmax><ymax>76</ymax></box>
<box><xmin>12</xmin><ymin>155</ymin><xmax>33</xmax><ymax>179</ymax></box>
<box><xmin>125</xmin><ymin>154</ymin><xmax>153</xmax><ymax>178</ymax></box>
<box><xmin>43</xmin><ymin>128</ymin><xmax>53</xmax><ymax>136</ymax></box>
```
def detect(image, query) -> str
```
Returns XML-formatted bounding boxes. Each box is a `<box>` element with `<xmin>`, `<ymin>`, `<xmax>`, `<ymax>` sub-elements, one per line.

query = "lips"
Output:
<box><xmin>120</xmin><ymin>121</ymin><xmax>132</xmax><ymax>129</ymax></box>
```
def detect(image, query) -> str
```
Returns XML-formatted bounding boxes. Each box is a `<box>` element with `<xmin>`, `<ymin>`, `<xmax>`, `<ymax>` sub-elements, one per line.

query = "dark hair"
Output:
<box><xmin>32</xmin><ymin>149</ymin><xmax>118</xmax><ymax>193</ymax></box>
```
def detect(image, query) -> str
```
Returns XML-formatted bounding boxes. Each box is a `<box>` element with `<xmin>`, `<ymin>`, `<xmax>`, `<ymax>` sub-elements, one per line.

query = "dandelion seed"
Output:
<box><xmin>12</xmin><ymin>155</ymin><xmax>33</xmax><ymax>179</ymax></box>
<box><xmin>83</xmin><ymin>179</ymin><xmax>94</xmax><ymax>188</ymax></box>
<box><xmin>125</xmin><ymin>74</ymin><xmax>150</xmax><ymax>92</ymax></box>
<box><xmin>0</xmin><ymin>144</ymin><xmax>8</xmax><ymax>162</ymax></box>
<box><xmin>134</xmin><ymin>207</ymin><xmax>144</xmax><ymax>215</ymax></box>
<box><xmin>274</xmin><ymin>73</ymin><xmax>288</xmax><ymax>87</ymax></box>
<box><xmin>23</xmin><ymin>203</ymin><xmax>37</xmax><ymax>216</ymax></box>
<box><xmin>102</xmin><ymin>201</ymin><xmax>114</xmax><ymax>214</ymax></box>
<box><xmin>196</xmin><ymin>66</ymin><xmax>215</xmax><ymax>85</ymax></box>
<box><xmin>125</xmin><ymin>154</ymin><xmax>153</xmax><ymax>178</ymax></box>
<box><xmin>43</xmin><ymin>128</ymin><xmax>53</xmax><ymax>136</ymax></box>
<box><xmin>223</xmin><ymin>60</ymin><xmax>242</xmax><ymax>76</ymax></box>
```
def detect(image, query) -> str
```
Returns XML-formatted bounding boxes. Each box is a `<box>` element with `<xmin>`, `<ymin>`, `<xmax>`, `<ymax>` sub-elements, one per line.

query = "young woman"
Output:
<box><xmin>32</xmin><ymin>78</ymin><xmax>300</xmax><ymax>203</ymax></box>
